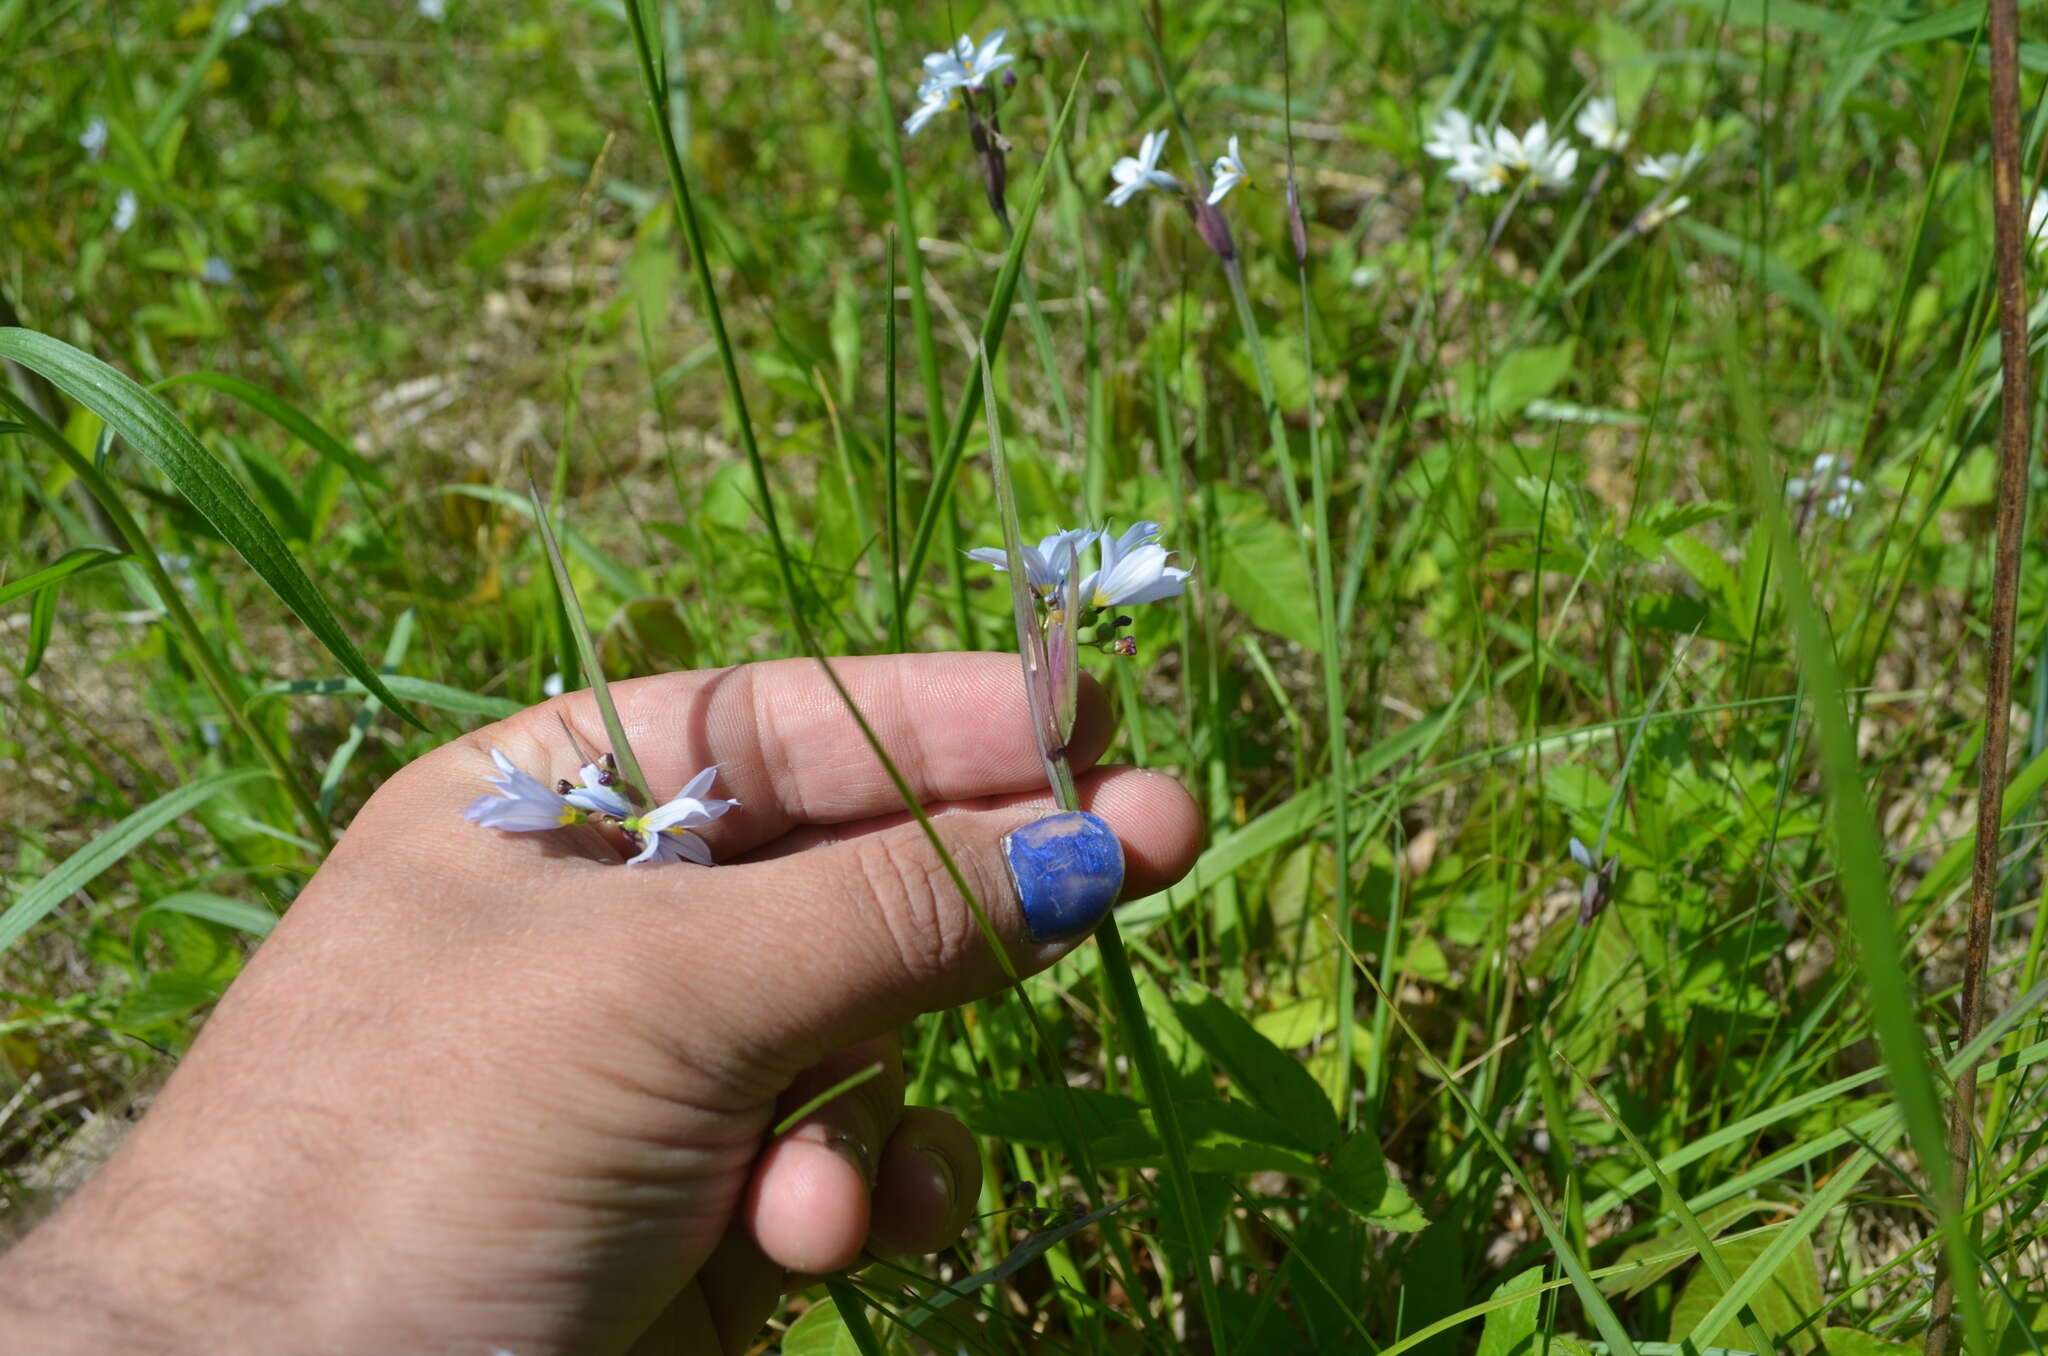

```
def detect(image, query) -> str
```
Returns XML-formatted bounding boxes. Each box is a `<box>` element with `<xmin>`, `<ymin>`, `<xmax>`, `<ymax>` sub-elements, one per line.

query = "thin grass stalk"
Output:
<box><xmin>1928</xmin><ymin>0</ymin><xmax>2031</xmax><ymax>1344</ymax></box>
<box><xmin>2</xmin><ymin>395</ymin><xmax>331</xmax><ymax>849</ymax></box>
<box><xmin>859</xmin><ymin>0</ymin><xmax>973</xmax><ymax>643</ymax></box>
<box><xmin>885</xmin><ymin>236</ymin><xmax>904</xmax><ymax>649</ymax></box>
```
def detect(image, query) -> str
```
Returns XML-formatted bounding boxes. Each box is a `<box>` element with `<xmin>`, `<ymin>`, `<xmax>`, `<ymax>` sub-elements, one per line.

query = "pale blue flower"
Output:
<box><xmin>903</xmin><ymin>80</ymin><xmax>960</xmax><ymax>138</ymax></box>
<box><xmin>418</xmin><ymin>0</ymin><xmax>444</xmax><ymax>19</ymax></box>
<box><xmin>1787</xmin><ymin>453</ymin><xmax>1865</xmax><ymax>520</ymax></box>
<box><xmin>112</xmin><ymin>190</ymin><xmax>137</xmax><ymax>235</ymax></box>
<box><xmin>622</xmin><ymin>766</ymin><xmax>737</xmax><ymax>867</ymax></box>
<box><xmin>201</xmin><ymin>257</ymin><xmax>235</xmax><ymax>285</ymax></box>
<box><xmin>1575</xmin><ymin>97</ymin><xmax>1626</xmax><ymax>153</ymax></box>
<box><xmin>1107</xmin><ymin>130</ymin><xmax>1179</xmax><ymax>207</ymax></box>
<box><xmin>1079</xmin><ymin>521</ymin><xmax>1190</xmax><ymax>609</ymax></box>
<box><xmin>562</xmin><ymin>761</ymin><xmax>634</xmax><ymax>820</ymax></box>
<box><xmin>967</xmin><ymin>527</ymin><xmax>1099</xmax><ymax>598</ymax></box>
<box><xmin>1423</xmin><ymin>108</ymin><xmax>1480</xmax><ymax>163</ymax></box>
<box><xmin>465</xmin><ymin>748</ymin><xmax>580</xmax><ymax>832</ymax></box>
<box><xmin>81</xmin><ymin>118</ymin><xmax>108</xmax><ymax>161</ymax></box>
<box><xmin>1207</xmin><ymin>136</ymin><xmax>1251</xmax><ymax>205</ymax></box>
<box><xmin>1635</xmin><ymin>144</ymin><xmax>1704</xmax><ymax>183</ymax></box>
<box><xmin>923</xmin><ymin>29</ymin><xmax>1013</xmax><ymax>93</ymax></box>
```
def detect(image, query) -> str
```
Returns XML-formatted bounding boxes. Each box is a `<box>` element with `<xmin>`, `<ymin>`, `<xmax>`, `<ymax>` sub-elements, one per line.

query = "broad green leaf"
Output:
<box><xmin>154</xmin><ymin>371</ymin><xmax>387</xmax><ymax>488</ymax></box>
<box><xmin>1669</xmin><ymin>1230</ymin><xmax>1824</xmax><ymax>1352</ymax></box>
<box><xmin>1477</xmin><ymin>1267</ymin><xmax>1545</xmax><ymax>1356</ymax></box>
<box><xmin>1321</xmin><ymin>1131</ymin><xmax>1426</xmax><ymax>1230</ymax></box>
<box><xmin>1212</xmin><ymin>506</ymin><xmax>1321</xmax><ymax>651</ymax></box>
<box><xmin>1819</xmin><ymin>1333</ymin><xmax>1918</xmax><ymax>1355</ymax></box>
<box><xmin>113</xmin><ymin>971</ymin><xmax>226</xmax><ymax>1031</ymax></box>
<box><xmin>1172</xmin><ymin>985</ymin><xmax>1341</xmax><ymax>1153</ymax></box>
<box><xmin>0</xmin><ymin>329</ymin><xmax>424</xmax><ymax>729</ymax></box>
<box><xmin>0</xmin><ymin>768</ymin><xmax>268</xmax><ymax>956</ymax></box>
<box><xmin>1487</xmin><ymin>340</ymin><xmax>1577</xmax><ymax>417</ymax></box>
<box><xmin>249</xmin><ymin>675</ymin><xmax>524</xmax><ymax>721</ymax></box>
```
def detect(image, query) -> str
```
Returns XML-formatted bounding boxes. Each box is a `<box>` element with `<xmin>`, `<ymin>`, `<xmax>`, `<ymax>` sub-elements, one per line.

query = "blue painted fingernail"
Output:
<box><xmin>1003</xmin><ymin>812</ymin><xmax>1125</xmax><ymax>942</ymax></box>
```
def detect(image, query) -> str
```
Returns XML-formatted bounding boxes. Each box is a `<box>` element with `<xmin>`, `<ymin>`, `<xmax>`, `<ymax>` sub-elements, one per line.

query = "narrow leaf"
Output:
<box><xmin>0</xmin><ymin>545</ymin><xmax>128</xmax><ymax>607</ymax></box>
<box><xmin>0</xmin><ymin>769</ymin><xmax>270</xmax><ymax>956</ymax></box>
<box><xmin>248</xmin><ymin>675</ymin><xmax>523</xmax><ymax>721</ymax></box>
<box><xmin>0</xmin><ymin>329</ymin><xmax>424</xmax><ymax>729</ymax></box>
<box><xmin>526</xmin><ymin>477</ymin><xmax>648</xmax><ymax>800</ymax></box>
<box><xmin>154</xmin><ymin>371</ymin><xmax>388</xmax><ymax>488</ymax></box>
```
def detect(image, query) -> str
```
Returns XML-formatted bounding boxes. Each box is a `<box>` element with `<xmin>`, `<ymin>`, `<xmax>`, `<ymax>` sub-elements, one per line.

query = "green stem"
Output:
<box><xmin>5</xmin><ymin>395</ymin><xmax>330</xmax><ymax>850</ymax></box>
<box><xmin>1092</xmin><ymin>914</ymin><xmax>1228</xmax><ymax>1356</ymax></box>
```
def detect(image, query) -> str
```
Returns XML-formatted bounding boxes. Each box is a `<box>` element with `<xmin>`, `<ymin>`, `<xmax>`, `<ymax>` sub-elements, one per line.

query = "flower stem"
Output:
<box><xmin>1091</xmin><ymin>913</ymin><xmax>1228</xmax><ymax>1355</ymax></box>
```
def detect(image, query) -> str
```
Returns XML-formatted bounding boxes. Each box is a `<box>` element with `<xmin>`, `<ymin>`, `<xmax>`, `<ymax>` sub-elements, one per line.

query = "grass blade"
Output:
<box><xmin>526</xmin><ymin>476</ymin><xmax>648</xmax><ymax>800</ymax></box>
<box><xmin>0</xmin><ymin>769</ymin><xmax>270</xmax><ymax>956</ymax></box>
<box><xmin>0</xmin><ymin>328</ymin><xmax>425</xmax><ymax>731</ymax></box>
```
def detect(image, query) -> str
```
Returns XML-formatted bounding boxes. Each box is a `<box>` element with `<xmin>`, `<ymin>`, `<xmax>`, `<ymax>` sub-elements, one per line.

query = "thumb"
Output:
<box><xmin>703</xmin><ymin>801</ymin><xmax>1130</xmax><ymax>1066</ymax></box>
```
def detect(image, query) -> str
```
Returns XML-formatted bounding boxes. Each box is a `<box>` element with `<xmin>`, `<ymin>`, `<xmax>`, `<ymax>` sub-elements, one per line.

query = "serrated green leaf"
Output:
<box><xmin>1477</xmin><ymin>1267</ymin><xmax>1545</xmax><ymax>1356</ymax></box>
<box><xmin>1321</xmin><ymin>1131</ymin><xmax>1426</xmax><ymax>1230</ymax></box>
<box><xmin>0</xmin><ymin>329</ymin><xmax>424</xmax><ymax>729</ymax></box>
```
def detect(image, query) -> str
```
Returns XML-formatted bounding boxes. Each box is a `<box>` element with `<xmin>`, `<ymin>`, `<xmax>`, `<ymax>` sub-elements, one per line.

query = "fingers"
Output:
<box><xmin>868</xmin><ymin>1107</ymin><xmax>981</xmax><ymax>1257</ymax></box>
<box><xmin>439</xmin><ymin>653</ymin><xmax>1112</xmax><ymax>859</ymax></box>
<box><xmin>744</xmin><ymin>1038</ymin><xmax>905</xmax><ymax>1276</ymax></box>
<box><xmin>607</xmin><ymin>765</ymin><xmax>1203</xmax><ymax>1068</ymax></box>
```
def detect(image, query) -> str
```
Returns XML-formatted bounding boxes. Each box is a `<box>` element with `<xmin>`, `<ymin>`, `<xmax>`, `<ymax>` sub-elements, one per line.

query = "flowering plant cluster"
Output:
<box><xmin>969</xmin><ymin>521</ymin><xmax>1191</xmax><ymax>658</ymax></box>
<box><xmin>1423</xmin><ymin>95</ymin><xmax>1703</xmax><ymax>227</ymax></box>
<box><xmin>464</xmin><ymin>748</ymin><xmax>738</xmax><ymax>866</ymax></box>
<box><xmin>1785</xmin><ymin>454</ymin><xmax>1867</xmax><ymax>522</ymax></box>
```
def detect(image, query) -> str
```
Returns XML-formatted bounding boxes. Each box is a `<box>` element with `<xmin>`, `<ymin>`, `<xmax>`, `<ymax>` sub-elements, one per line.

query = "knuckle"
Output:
<box><xmin>855</xmin><ymin>830</ymin><xmax>974</xmax><ymax>989</ymax></box>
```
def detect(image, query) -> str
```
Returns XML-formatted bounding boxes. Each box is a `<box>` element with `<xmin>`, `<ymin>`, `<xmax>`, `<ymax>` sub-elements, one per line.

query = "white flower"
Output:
<box><xmin>542</xmin><ymin>671</ymin><xmax>566</xmax><ymax>697</ymax></box>
<box><xmin>1575</xmin><ymin>97</ymin><xmax>1627</xmax><ymax>152</ymax></box>
<box><xmin>967</xmin><ymin>527</ymin><xmax>1099</xmax><ymax>598</ymax></box>
<box><xmin>622</xmin><ymin>766</ymin><xmax>737</xmax><ymax>867</ymax></box>
<box><xmin>111</xmin><ymin>189</ymin><xmax>137</xmax><ymax>234</ymax></box>
<box><xmin>922</xmin><ymin>29</ymin><xmax>1013</xmax><ymax>92</ymax></box>
<box><xmin>1107</xmin><ymin>129</ymin><xmax>1180</xmax><ymax>207</ymax></box>
<box><xmin>1787</xmin><ymin>454</ymin><xmax>1866</xmax><ymax>520</ymax></box>
<box><xmin>903</xmin><ymin>80</ymin><xmax>959</xmax><ymax>138</ymax></box>
<box><xmin>2029</xmin><ymin>187</ymin><xmax>2048</xmax><ymax>252</ymax></box>
<box><xmin>1423</xmin><ymin>108</ymin><xmax>1481</xmax><ymax>162</ymax></box>
<box><xmin>1207</xmin><ymin>135</ymin><xmax>1251</xmax><ymax>205</ymax></box>
<box><xmin>1635</xmin><ymin>144</ymin><xmax>1705</xmax><ymax>182</ymax></box>
<box><xmin>80</xmin><ymin>117</ymin><xmax>108</xmax><ymax>160</ymax></box>
<box><xmin>1495</xmin><ymin>120</ymin><xmax>1577</xmax><ymax>190</ymax></box>
<box><xmin>226</xmin><ymin>0</ymin><xmax>285</xmax><ymax>37</ymax></box>
<box><xmin>465</xmin><ymin>748</ymin><xmax>580</xmax><ymax>832</ymax></box>
<box><xmin>1078</xmin><ymin>521</ymin><xmax>1191</xmax><ymax>609</ymax></box>
<box><xmin>418</xmin><ymin>0</ymin><xmax>444</xmax><ymax>18</ymax></box>
<box><xmin>1446</xmin><ymin>142</ymin><xmax>1509</xmax><ymax>195</ymax></box>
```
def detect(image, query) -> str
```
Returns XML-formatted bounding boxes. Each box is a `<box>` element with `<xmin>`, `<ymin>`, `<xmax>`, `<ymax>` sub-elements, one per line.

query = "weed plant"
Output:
<box><xmin>5</xmin><ymin>1</ymin><xmax>2048</xmax><ymax>1351</ymax></box>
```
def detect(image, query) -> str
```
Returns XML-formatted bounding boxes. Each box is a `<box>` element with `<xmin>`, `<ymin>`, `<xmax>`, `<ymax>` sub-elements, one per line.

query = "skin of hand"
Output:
<box><xmin>0</xmin><ymin>653</ymin><xmax>1203</xmax><ymax>1355</ymax></box>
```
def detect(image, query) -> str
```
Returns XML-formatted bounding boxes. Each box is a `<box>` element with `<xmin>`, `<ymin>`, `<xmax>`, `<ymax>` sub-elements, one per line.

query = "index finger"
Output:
<box><xmin>454</xmin><ymin>652</ymin><xmax>1112</xmax><ymax>859</ymax></box>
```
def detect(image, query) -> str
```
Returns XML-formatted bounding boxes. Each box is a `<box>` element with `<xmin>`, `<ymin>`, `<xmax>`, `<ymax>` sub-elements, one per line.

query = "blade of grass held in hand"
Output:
<box><xmin>0</xmin><ymin>328</ymin><xmax>425</xmax><ymax>731</ymax></box>
<box><xmin>979</xmin><ymin>344</ymin><xmax>1078</xmax><ymax>810</ymax></box>
<box><xmin>526</xmin><ymin>476</ymin><xmax>649</xmax><ymax>803</ymax></box>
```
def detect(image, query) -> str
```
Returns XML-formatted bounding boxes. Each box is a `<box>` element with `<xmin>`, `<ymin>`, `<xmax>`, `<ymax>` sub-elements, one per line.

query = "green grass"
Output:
<box><xmin>7</xmin><ymin>1</ymin><xmax>2048</xmax><ymax>1351</ymax></box>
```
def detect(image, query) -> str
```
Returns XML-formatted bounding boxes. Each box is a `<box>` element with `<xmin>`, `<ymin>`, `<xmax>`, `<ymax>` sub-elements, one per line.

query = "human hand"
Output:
<box><xmin>0</xmin><ymin>652</ymin><xmax>1204</xmax><ymax>1354</ymax></box>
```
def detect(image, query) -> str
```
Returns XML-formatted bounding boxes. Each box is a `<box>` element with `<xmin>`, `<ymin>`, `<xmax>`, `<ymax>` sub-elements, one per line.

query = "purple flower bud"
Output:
<box><xmin>1003</xmin><ymin>68</ymin><xmax>1017</xmax><ymax>89</ymax></box>
<box><xmin>1190</xmin><ymin>197</ymin><xmax>1237</xmax><ymax>264</ymax></box>
<box><xmin>1286</xmin><ymin>180</ymin><xmax>1309</xmax><ymax>266</ymax></box>
<box><xmin>1112</xmin><ymin>636</ymin><xmax>1137</xmax><ymax>657</ymax></box>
